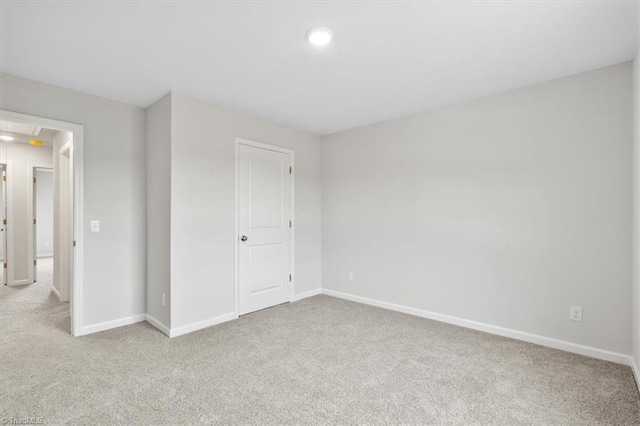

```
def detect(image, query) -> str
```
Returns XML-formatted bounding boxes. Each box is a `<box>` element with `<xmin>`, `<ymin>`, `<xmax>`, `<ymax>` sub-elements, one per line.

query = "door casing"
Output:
<box><xmin>27</xmin><ymin>165</ymin><xmax>53</xmax><ymax>285</ymax></box>
<box><xmin>234</xmin><ymin>137</ymin><xmax>295</xmax><ymax>317</ymax></box>
<box><xmin>57</xmin><ymin>143</ymin><xmax>73</xmax><ymax>303</ymax></box>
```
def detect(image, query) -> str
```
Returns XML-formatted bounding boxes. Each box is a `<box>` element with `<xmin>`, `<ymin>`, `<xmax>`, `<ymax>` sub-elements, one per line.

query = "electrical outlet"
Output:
<box><xmin>569</xmin><ymin>305</ymin><xmax>582</xmax><ymax>322</ymax></box>
<box><xmin>347</xmin><ymin>271</ymin><xmax>354</xmax><ymax>281</ymax></box>
<box><xmin>162</xmin><ymin>293</ymin><xmax>166</xmax><ymax>306</ymax></box>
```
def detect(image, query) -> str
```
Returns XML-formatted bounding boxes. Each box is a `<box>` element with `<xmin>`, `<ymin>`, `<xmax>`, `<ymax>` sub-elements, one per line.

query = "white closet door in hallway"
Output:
<box><xmin>237</xmin><ymin>140</ymin><xmax>293</xmax><ymax>316</ymax></box>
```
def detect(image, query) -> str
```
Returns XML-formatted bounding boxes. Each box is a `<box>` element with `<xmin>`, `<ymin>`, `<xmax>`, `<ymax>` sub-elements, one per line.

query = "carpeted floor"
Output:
<box><xmin>1</xmin><ymin>262</ymin><xmax>639</xmax><ymax>425</ymax></box>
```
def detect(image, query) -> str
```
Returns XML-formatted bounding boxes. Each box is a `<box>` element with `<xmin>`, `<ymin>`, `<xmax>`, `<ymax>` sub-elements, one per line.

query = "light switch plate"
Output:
<box><xmin>90</xmin><ymin>220</ymin><xmax>100</xmax><ymax>233</ymax></box>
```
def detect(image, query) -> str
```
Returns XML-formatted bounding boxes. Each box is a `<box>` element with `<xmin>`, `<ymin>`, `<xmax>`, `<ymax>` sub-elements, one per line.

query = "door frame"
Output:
<box><xmin>0</xmin><ymin>109</ymin><xmax>84</xmax><ymax>337</ymax></box>
<box><xmin>0</xmin><ymin>161</ymin><xmax>11</xmax><ymax>286</ymax></box>
<box><xmin>27</xmin><ymin>164</ymin><xmax>54</xmax><ymax>285</ymax></box>
<box><xmin>234</xmin><ymin>137</ymin><xmax>295</xmax><ymax>317</ymax></box>
<box><xmin>57</xmin><ymin>142</ymin><xmax>72</xmax><ymax>303</ymax></box>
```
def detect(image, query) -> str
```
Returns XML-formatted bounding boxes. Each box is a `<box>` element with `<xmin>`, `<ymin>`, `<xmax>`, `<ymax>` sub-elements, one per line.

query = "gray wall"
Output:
<box><xmin>171</xmin><ymin>94</ymin><xmax>322</xmax><ymax>329</ymax></box>
<box><xmin>146</xmin><ymin>94</ymin><xmax>172</xmax><ymax>328</ymax></box>
<box><xmin>0</xmin><ymin>73</ymin><xmax>146</xmax><ymax>327</ymax></box>
<box><xmin>36</xmin><ymin>168</ymin><xmax>53</xmax><ymax>257</ymax></box>
<box><xmin>322</xmin><ymin>62</ymin><xmax>633</xmax><ymax>355</ymax></box>
<box><xmin>1</xmin><ymin>62</ymin><xmax>634</xmax><ymax>353</ymax></box>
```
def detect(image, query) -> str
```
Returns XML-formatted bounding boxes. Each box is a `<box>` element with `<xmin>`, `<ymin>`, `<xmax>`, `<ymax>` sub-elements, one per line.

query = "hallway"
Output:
<box><xmin>0</xmin><ymin>257</ymin><xmax>69</xmax><ymax>337</ymax></box>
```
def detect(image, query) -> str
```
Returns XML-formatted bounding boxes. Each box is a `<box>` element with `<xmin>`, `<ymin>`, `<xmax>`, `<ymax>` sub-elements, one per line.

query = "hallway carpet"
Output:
<box><xmin>1</xmin><ymin>268</ymin><xmax>639</xmax><ymax>424</ymax></box>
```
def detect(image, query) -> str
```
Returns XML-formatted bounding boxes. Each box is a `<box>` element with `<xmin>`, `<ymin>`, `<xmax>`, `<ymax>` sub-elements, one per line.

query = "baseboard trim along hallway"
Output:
<box><xmin>292</xmin><ymin>288</ymin><xmax>322</xmax><ymax>302</ymax></box>
<box><xmin>78</xmin><ymin>314</ymin><xmax>147</xmax><ymax>337</ymax></box>
<box><xmin>632</xmin><ymin>359</ymin><xmax>640</xmax><ymax>392</ymax></box>
<box><xmin>145</xmin><ymin>314</ymin><xmax>171</xmax><ymax>337</ymax></box>
<box><xmin>84</xmin><ymin>286</ymin><xmax>631</xmax><ymax>370</ymax></box>
<box><xmin>169</xmin><ymin>312</ymin><xmax>237</xmax><ymax>338</ymax></box>
<box><xmin>321</xmin><ymin>289</ymin><xmax>633</xmax><ymax>367</ymax></box>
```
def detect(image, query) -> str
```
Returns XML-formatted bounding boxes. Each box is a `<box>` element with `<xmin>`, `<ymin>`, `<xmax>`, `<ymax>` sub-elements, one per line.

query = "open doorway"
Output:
<box><xmin>0</xmin><ymin>110</ymin><xmax>83</xmax><ymax>336</ymax></box>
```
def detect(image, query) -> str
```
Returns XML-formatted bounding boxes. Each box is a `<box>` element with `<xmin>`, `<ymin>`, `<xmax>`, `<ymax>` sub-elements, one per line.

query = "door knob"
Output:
<box><xmin>240</xmin><ymin>235</ymin><xmax>248</xmax><ymax>242</ymax></box>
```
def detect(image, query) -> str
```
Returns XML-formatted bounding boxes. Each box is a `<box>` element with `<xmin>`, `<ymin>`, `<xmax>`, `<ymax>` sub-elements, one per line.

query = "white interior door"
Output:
<box><xmin>238</xmin><ymin>142</ymin><xmax>292</xmax><ymax>316</ymax></box>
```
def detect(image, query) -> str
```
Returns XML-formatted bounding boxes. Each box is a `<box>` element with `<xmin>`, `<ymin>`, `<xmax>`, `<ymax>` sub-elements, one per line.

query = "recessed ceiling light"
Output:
<box><xmin>29</xmin><ymin>139</ymin><xmax>44</xmax><ymax>146</ymax></box>
<box><xmin>0</xmin><ymin>135</ymin><xmax>14</xmax><ymax>141</ymax></box>
<box><xmin>307</xmin><ymin>27</ymin><xmax>333</xmax><ymax>46</ymax></box>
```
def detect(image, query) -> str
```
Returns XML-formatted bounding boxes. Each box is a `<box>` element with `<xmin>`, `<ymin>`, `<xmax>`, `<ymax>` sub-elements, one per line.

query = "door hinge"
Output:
<box><xmin>73</xmin><ymin>240</ymin><xmax>76</xmax><ymax>247</ymax></box>
<box><xmin>33</xmin><ymin>218</ymin><xmax>36</xmax><ymax>225</ymax></box>
<box><xmin>33</xmin><ymin>177</ymin><xmax>36</xmax><ymax>184</ymax></box>
<box><xmin>2</xmin><ymin>219</ymin><xmax>6</xmax><ymax>225</ymax></box>
<box><xmin>2</xmin><ymin>175</ymin><xmax>5</xmax><ymax>182</ymax></box>
<box><xmin>289</xmin><ymin>220</ymin><xmax>292</xmax><ymax>228</ymax></box>
<box><xmin>34</xmin><ymin>260</ymin><xmax>37</xmax><ymax>266</ymax></box>
<box><xmin>289</xmin><ymin>274</ymin><xmax>292</xmax><ymax>282</ymax></box>
<box><xmin>3</xmin><ymin>263</ymin><xmax>6</xmax><ymax>269</ymax></box>
<box><xmin>289</xmin><ymin>166</ymin><xmax>292</xmax><ymax>174</ymax></box>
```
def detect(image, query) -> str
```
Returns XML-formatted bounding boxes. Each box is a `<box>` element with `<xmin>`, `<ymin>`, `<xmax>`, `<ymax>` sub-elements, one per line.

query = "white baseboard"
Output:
<box><xmin>169</xmin><ymin>312</ymin><xmax>237</xmax><ymax>338</ymax></box>
<box><xmin>292</xmin><ymin>288</ymin><xmax>322</xmax><ymax>302</ymax></box>
<box><xmin>8</xmin><ymin>279</ymin><xmax>32</xmax><ymax>286</ymax></box>
<box><xmin>145</xmin><ymin>314</ymin><xmax>170</xmax><ymax>337</ymax></box>
<box><xmin>77</xmin><ymin>314</ymin><xmax>146</xmax><ymax>336</ymax></box>
<box><xmin>322</xmin><ymin>289</ymin><xmax>633</xmax><ymax>366</ymax></box>
<box><xmin>148</xmin><ymin>290</ymin><xmax>322</xmax><ymax>338</ymax></box>
<box><xmin>632</xmin><ymin>358</ymin><xmax>640</xmax><ymax>392</ymax></box>
<box><xmin>51</xmin><ymin>285</ymin><xmax>61</xmax><ymax>302</ymax></box>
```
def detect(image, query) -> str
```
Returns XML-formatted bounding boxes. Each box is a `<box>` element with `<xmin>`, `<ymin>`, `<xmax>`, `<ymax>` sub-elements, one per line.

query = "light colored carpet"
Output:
<box><xmin>1</xmin><ymin>263</ymin><xmax>639</xmax><ymax>425</ymax></box>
